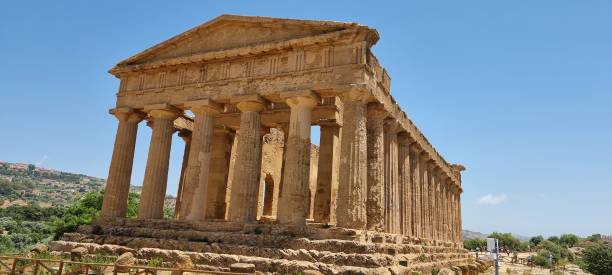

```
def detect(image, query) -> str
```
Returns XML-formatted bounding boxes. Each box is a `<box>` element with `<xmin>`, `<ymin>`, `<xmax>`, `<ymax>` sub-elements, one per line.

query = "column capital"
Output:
<box><xmin>186</xmin><ymin>99</ymin><xmax>222</xmax><ymax>115</ymax></box>
<box><xmin>383</xmin><ymin>118</ymin><xmax>403</xmax><ymax>134</ymax></box>
<box><xmin>397</xmin><ymin>132</ymin><xmax>415</xmax><ymax>145</ymax></box>
<box><xmin>109</xmin><ymin>107</ymin><xmax>145</xmax><ymax>123</ymax></box>
<box><xmin>144</xmin><ymin>103</ymin><xmax>182</xmax><ymax>120</ymax></box>
<box><xmin>231</xmin><ymin>94</ymin><xmax>267</xmax><ymax>112</ymax></box>
<box><xmin>340</xmin><ymin>88</ymin><xmax>371</xmax><ymax>102</ymax></box>
<box><xmin>408</xmin><ymin>142</ymin><xmax>421</xmax><ymax>154</ymax></box>
<box><xmin>367</xmin><ymin>102</ymin><xmax>387</xmax><ymax>121</ymax></box>
<box><xmin>426</xmin><ymin>160</ymin><xmax>437</xmax><ymax>170</ymax></box>
<box><xmin>435</xmin><ymin>168</ymin><xmax>446</xmax><ymax>178</ymax></box>
<box><xmin>419</xmin><ymin>151</ymin><xmax>432</xmax><ymax>162</ymax></box>
<box><xmin>280</xmin><ymin>90</ymin><xmax>320</xmax><ymax>108</ymax></box>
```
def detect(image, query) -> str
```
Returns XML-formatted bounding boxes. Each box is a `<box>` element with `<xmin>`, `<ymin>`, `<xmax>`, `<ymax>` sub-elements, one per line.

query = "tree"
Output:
<box><xmin>530</xmin><ymin>235</ymin><xmax>544</xmax><ymax>247</ymax></box>
<box><xmin>463</xmin><ymin>238</ymin><xmax>487</xmax><ymax>251</ymax></box>
<box><xmin>51</xmin><ymin>190</ymin><xmax>140</xmax><ymax>239</ymax></box>
<box><xmin>559</xmin><ymin>234</ymin><xmax>580</xmax><ymax>248</ymax></box>
<box><xmin>50</xmin><ymin>191</ymin><xmax>104</xmax><ymax>239</ymax></box>
<box><xmin>488</xmin><ymin>232</ymin><xmax>520</xmax><ymax>251</ymax></box>
<box><xmin>548</xmin><ymin>236</ymin><xmax>560</xmax><ymax>244</ymax></box>
<box><xmin>583</xmin><ymin>243</ymin><xmax>612</xmax><ymax>275</ymax></box>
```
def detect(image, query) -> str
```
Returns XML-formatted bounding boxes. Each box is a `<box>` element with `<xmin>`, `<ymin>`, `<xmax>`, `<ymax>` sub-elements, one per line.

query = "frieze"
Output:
<box><xmin>119</xmin><ymin>42</ymin><xmax>366</xmax><ymax>95</ymax></box>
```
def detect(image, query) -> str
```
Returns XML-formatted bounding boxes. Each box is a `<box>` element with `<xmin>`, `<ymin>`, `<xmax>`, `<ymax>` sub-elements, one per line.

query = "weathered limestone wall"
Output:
<box><xmin>258</xmin><ymin>129</ymin><xmax>284</xmax><ymax>218</ymax></box>
<box><xmin>102</xmin><ymin>15</ymin><xmax>465</xmax><ymax>248</ymax></box>
<box><xmin>224</xmin><ymin>128</ymin><xmax>320</xmax><ymax>221</ymax></box>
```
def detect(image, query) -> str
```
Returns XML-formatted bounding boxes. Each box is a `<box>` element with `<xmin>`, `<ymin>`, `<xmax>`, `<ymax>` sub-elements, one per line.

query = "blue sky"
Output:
<box><xmin>1</xmin><ymin>1</ymin><xmax>610</xmax><ymax>237</ymax></box>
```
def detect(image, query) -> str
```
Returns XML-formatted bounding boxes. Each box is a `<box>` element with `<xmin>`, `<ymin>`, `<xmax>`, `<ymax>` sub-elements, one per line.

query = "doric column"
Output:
<box><xmin>174</xmin><ymin>130</ymin><xmax>192</xmax><ymax>219</ymax></box>
<box><xmin>449</xmin><ymin>184</ymin><xmax>456</xmax><ymax>243</ymax></box>
<box><xmin>419</xmin><ymin>152</ymin><xmax>431</xmax><ymax>239</ymax></box>
<box><xmin>205</xmin><ymin>127</ymin><xmax>233</xmax><ymax>219</ymax></box>
<box><xmin>178</xmin><ymin>100</ymin><xmax>221</xmax><ymax>221</ymax></box>
<box><xmin>454</xmin><ymin>185</ymin><xmax>460</xmax><ymax>243</ymax></box>
<box><xmin>457</xmin><ymin>186</ymin><xmax>463</xmax><ymax>245</ymax></box>
<box><xmin>444</xmin><ymin>179</ymin><xmax>451</xmax><ymax>242</ymax></box>
<box><xmin>384</xmin><ymin>119</ymin><xmax>401</xmax><ymax>234</ymax></box>
<box><xmin>139</xmin><ymin>104</ymin><xmax>181</xmax><ymax>219</ymax></box>
<box><xmin>313</xmin><ymin>122</ymin><xmax>341</xmax><ymax>224</ymax></box>
<box><xmin>431</xmin><ymin>167</ymin><xmax>440</xmax><ymax>241</ymax></box>
<box><xmin>277</xmin><ymin>92</ymin><xmax>319</xmax><ymax>226</ymax></box>
<box><xmin>408</xmin><ymin>144</ymin><xmax>422</xmax><ymax>238</ymax></box>
<box><xmin>446</xmin><ymin>179</ymin><xmax>453</xmax><ymax>242</ymax></box>
<box><xmin>427</xmin><ymin>161</ymin><xmax>436</xmax><ymax>240</ymax></box>
<box><xmin>336</xmin><ymin>90</ymin><xmax>369</xmax><ymax>230</ymax></box>
<box><xmin>227</xmin><ymin>96</ymin><xmax>265</xmax><ymax>222</ymax></box>
<box><xmin>101</xmin><ymin>108</ymin><xmax>144</xmax><ymax>220</ymax></box>
<box><xmin>365</xmin><ymin>103</ymin><xmax>386</xmax><ymax>232</ymax></box>
<box><xmin>397</xmin><ymin>132</ymin><xmax>412</xmax><ymax>236</ymax></box>
<box><xmin>434</xmin><ymin>169</ymin><xmax>444</xmax><ymax>242</ymax></box>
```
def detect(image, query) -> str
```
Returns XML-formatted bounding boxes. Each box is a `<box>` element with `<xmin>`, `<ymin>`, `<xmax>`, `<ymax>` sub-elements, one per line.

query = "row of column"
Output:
<box><xmin>100</xmin><ymin>91</ymin><xmax>463</xmax><ymax>243</ymax></box>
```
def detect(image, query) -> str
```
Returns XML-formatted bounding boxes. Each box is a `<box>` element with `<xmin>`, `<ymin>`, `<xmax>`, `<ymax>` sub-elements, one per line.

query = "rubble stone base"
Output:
<box><xmin>50</xmin><ymin>219</ymin><xmax>490</xmax><ymax>274</ymax></box>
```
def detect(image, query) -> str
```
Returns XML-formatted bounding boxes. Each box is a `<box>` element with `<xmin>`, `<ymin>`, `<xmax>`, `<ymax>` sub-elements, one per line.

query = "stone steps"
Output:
<box><xmin>63</xmin><ymin>233</ymin><xmax>469</xmax><ymax>268</ymax></box>
<box><xmin>50</xmin><ymin>240</ymin><xmax>473</xmax><ymax>275</ymax></box>
<box><xmin>96</xmin><ymin>219</ymin><xmax>460</xmax><ymax>248</ymax></box>
<box><xmin>80</xmin><ymin>224</ymin><xmax>466</xmax><ymax>256</ymax></box>
<box><xmin>59</xmin><ymin>219</ymin><xmax>477</xmax><ymax>274</ymax></box>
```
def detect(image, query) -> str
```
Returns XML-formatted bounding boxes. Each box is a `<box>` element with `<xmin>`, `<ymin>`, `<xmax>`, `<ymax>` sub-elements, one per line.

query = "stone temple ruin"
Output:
<box><xmin>53</xmin><ymin>15</ymin><xmax>489</xmax><ymax>274</ymax></box>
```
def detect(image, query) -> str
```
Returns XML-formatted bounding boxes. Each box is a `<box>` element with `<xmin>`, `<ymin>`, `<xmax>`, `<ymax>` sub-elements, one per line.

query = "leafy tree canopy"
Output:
<box><xmin>488</xmin><ymin>232</ymin><xmax>521</xmax><ymax>251</ymax></box>
<box><xmin>583</xmin><ymin>243</ymin><xmax>612</xmax><ymax>275</ymax></box>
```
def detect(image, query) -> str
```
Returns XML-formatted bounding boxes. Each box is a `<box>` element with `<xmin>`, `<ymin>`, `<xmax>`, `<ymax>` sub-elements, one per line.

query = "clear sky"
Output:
<box><xmin>1</xmin><ymin>1</ymin><xmax>610</xmax><ymax>238</ymax></box>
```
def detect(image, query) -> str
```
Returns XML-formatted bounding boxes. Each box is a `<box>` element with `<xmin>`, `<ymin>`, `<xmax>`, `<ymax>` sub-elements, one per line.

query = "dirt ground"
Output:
<box><xmin>472</xmin><ymin>252</ymin><xmax>591</xmax><ymax>275</ymax></box>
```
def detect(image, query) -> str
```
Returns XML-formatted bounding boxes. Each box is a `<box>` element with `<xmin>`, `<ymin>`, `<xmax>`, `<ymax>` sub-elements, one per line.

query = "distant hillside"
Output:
<box><xmin>463</xmin><ymin>229</ymin><xmax>489</xmax><ymax>240</ymax></box>
<box><xmin>0</xmin><ymin>161</ymin><xmax>176</xmax><ymax>209</ymax></box>
<box><xmin>463</xmin><ymin>229</ymin><xmax>530</xmax><ymax>242</ymax></box>
<box><xmin>0</xmin><ymin>161</ymin><xmax>106</xmax><ymax>207</ymax></box>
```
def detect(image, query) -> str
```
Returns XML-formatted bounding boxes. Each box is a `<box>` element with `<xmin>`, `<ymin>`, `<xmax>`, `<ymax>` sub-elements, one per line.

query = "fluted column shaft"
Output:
<box><xmin>450</xmin><ymin>185</ymin><xmax>456</xmax><ymax>243</ymax></box>
<box><xmin>427</xmin><ymin>162</ymin><xmax>436</xmax><ymax>240</ymax></box>
<box><xmin>336</xmin><ymin>91</ymin><xmax>368</xmax><ymax>229</ymax></box>
<box><xmin>174</xmin><ymin>131</ymin><xmax>192</xmax><ymax>219</ymax></box>
<box><xmin>313</xmin><ymin>124</ymin><xmax>341</xmax><ymax>224</ymax></box>
<box><xmin>178</xmin><ymin>101</ymin><xmax>220</xmax><ymax>221</ymax></box>
<box><xmin>433</xmin><ymin>168</ymin><xmax>441</xmax><ymax>241</ymax></box>
<box><xmin>384</xmin><ymin>120</ymin><xmax>401</xmax><ymax>234</ymax></box>
<box><xmin>433</xmin><ymin>170</ymin><xmax>443</xmax><ymax>242</ymax></box>
<box><xmin>101</xmin><ymin>108</ymin><xmax>144</xmax><ymax>220</ymax></box>
<box><xmin>444</xmin><ymin>181</ymin><xmax>451</xmax><ymax>242</ymax></box>
<box><xmin>446</xmin><ymin>180</ymin><xmax>452</xmax><ymax>242</ymax></box>
<box><xmin>409</xmin><ymin>145</ymin><xmax>422</xmax><ymax>238</ymax></box>
<box><xmin>227</xmin><ymin>101</ymin><xmax>265</xmax><ymax>222</ymax></box>
<box><xmin>205</xmin><ymin>128</ymin><xmax>233</xmax><ymax>219</ymax></box>
<box><xmin>454</xmin><ymin>186</ymin><xmax>460</xmax><ymax>243</ymax></box>
<box><xmin>397</xmin><ymin>133</ymin><xmax>412</xmax><ymax>236</ymax></box>
<box><xmin>419</xmin><ymin>153</ymin><xmax>430</xmax><ymax>239</ymax></box>
<box><xmin>139</xmin><ymin>107</ymin><xmax>180</xmax><ymax>219</ymax></box>
<box><xmin>366</xmin><ymin>103</ymin><xmax>386</xmax><ymax>232</ymax></box>
<box><xmin>277</xmin><ymin>95</ymin><xmax>317</xmax><ymax>226</ymax></box>
<box><xmin>457</xmin><ymin>189</ymin><xmax>463</xmax><ymax>245</ymax></box>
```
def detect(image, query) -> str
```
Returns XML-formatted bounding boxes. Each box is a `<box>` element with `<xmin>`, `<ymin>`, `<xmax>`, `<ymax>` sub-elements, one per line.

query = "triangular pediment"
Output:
<box><xmin>117</xmin><ymin>14</ymin><xmax>377</xmax><ymax>67</ymax></box>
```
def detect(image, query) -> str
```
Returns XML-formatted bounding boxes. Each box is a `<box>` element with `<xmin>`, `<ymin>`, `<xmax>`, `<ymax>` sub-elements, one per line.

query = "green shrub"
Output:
<box><xmin>488</xmin><ymin>232</ymin><xmax>520</xmax><ymax>251</ymax></box>
<box><xmin>559</xmin><ymin>234</ymin><xmax>580</xmax><ymax>248</ymax></box>
<box><xmin>147</xmin><ymin>257</ymin><xmax>164</xmax><ymax>267</ymax></box>
<box><xmin>582</xmin><ymin>243</ymin><xmax>612</xmax><ymax>275</ymax></box>
<box><xmin>463</xmin><ymin>238</ymin><xmax>486</xmax><ymax>251</ymax></box>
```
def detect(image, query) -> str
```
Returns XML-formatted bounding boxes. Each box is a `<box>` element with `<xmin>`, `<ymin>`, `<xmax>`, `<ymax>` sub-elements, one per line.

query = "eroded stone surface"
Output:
<box><xmin>94</xmin><ymin>14</ymin><xmax>472</xmax><ymax>274</ymax></box>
